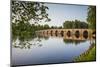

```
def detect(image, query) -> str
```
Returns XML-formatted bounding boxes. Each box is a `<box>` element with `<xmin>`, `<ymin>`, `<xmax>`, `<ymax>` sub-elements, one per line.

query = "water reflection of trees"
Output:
<box><xmin>12</xmin><ymin>35</ymin><xmax>39</xmax><ymax>49</ymax></box>
<box><xmin>13</xmin><ymin>40</ymin><xmax>33</xmax><ymax>49</ymax></box>
<box><xmin>37</xmin><ymin>35</ymin><xmax>49</xmax><ymax>40</ymax></box>
<box><xmin>12</xmin><ymin>34</ymin><xmax>51</xmax><ymax>49</ymax></box>
<box><xmin>63</xmin><ymin>39</ymin><xmax>86</xmax><ymax>45</ymax></box>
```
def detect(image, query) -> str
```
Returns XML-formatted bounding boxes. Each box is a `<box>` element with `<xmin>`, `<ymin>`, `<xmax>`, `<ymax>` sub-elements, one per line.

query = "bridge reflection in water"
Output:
<box><xmin>36</xmin><ymin>29</ymin><xmax>96</xmax><ymax>40</ymax></box>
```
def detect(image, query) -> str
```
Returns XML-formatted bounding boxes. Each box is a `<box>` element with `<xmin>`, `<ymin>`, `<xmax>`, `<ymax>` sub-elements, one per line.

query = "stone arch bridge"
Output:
<box><xmin>36</xmin><ymin>29</ymin><xmax>96</xmax><ymax>40</ymax></box>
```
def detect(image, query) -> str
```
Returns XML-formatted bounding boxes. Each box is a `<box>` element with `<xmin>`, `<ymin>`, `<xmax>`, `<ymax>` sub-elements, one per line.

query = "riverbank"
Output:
<box><xmin>74</xmin><ymin>43</ymin><xmax>96</xmax><ymax>62</ymax></box>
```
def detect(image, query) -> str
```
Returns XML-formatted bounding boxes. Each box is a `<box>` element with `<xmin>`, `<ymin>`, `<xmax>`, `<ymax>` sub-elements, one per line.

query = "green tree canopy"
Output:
<box><xmin>11</xmin><ymin>1</ymin><xmax>51</xmax><ymax>37</ymax></box>
<box><xmin>63</xmin><ymin>20</ymin><xmax>88</xmax><ymax>29</ymax></box>
<box><xmin>87</xmin><ymin>6</ymin><xmax>96</xmax><ymax>29</ymax></box>
<box><xmin>12</xmin><ymin>0</ymin><xmax>51</xmax><ymax>24</ymax></box>
<box><xmin>43</xmin><ymin>24</ymin><xmax>50</xmax><ymax>29</ymax></box>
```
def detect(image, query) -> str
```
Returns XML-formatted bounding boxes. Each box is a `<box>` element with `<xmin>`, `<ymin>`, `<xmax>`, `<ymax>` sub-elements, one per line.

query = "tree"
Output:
<box><xmin>80</xmin><ymin>22</ymin><xmax>88</xmax><ymax>29</ymax></box>
<box><xmin>11</xmin><ymin>0</ymin><xmax>51</xmax><ymax>24</ymax></box>
<box><xmin>51</xmin><ymin>26</ymin><xmax>54</xmax><ymax>29</ymax></box>
<box><xmin>74</xmin><ymin>20</ymin><xmax>80</xmax><ymax>29</ymax></box>
<box><xmin>63</xmin><ymin>21</ymin><xmax>73</xmax><ymax>29</ymax></box>
<box><xmin>43</xmin><ymin>24</ymin><xmax>49</xmax><ymax>29</ymax></box>
<box><xmin>63</xmin><ymin>20</ymin><xmax>88</xmax><ymax>29</ymax></box>
<box><xmin>87</xmin><ymin>6</ymin><xmax>96</xmax><ymax>29</ymax></box>
<box><xmin>11</xmin><ymin>0</ymin><xmax>51</xmax><ymax>37</ymax></box>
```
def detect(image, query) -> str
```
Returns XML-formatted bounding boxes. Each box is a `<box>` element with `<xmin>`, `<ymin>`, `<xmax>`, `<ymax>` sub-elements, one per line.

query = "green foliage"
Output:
<box><xmin>63</xmin><ymin>20</ymin><xmax>88</xmax><ymax>29</ymax></box>
<box><xmin>87</xmin><ymin>6</ymin><xmax>96</xmax><ymax>29</ymax></box>
<box><xmin>50</xmin><ymin>26</ymin><xmax>62</xmax><ymax>29</ymax></box>
<box><xmin>12</xmin><ymin>22</ymin><xmax>51</xmax><ymax>38</ymax></box>
<box><xmin>43</xmin><ymin>24</ymin><xmax>50</xmax><ymax>29</ymax></box>
<box><xmin>74</xmin><ymin>44</ymin><xmax>96</xmax><ymax>61</ymax></box>
<box><xmin>12</xmin><ymin>0</ymin><xmax>51</xmax><ymax>38</ymax></box>
<box><xmin>12</xmin><ymin>21</ymin><xmax>35</xmax><ymax>38</ymax></box>
<box><xmin>12</xmin><ymin>0</ymin><xmax>51</xmax><ymax>23</ymax></box>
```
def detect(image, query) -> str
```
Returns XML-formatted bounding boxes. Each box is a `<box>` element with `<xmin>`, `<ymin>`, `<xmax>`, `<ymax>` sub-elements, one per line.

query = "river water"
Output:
<box><xmin>11</xmin><ymin>34</ymin><xmax>94</xmax><ymax>66</ymax></box>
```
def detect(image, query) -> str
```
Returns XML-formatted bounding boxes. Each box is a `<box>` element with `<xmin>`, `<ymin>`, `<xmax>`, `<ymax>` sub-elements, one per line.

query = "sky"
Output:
<box><xmin>38</xmin><ymin>3</ymin><xmax>88</xmax><ymax>27</ymax></box>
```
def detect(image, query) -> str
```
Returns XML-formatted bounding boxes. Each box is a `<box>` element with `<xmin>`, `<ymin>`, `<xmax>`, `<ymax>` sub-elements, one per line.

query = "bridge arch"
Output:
<box><xmin>67</xmin><ymin>30</ymin><xmax>71</xmax><ymax>37</ymax></box>
<box><xmin>55</xmin><ymin>30</ymin><xmax>58</xmax><ymax>36</ymax></box>
<box><xmin>75</xmin><ymin>30</ymin><xmax>80</xmax><ymax>38</ymax></box>
<box><xmin>50</xmin><ymin>30</ymin><xmax>53</xmax><ymax>34</ymax></box>
<box><xmin>55</xmin><ymin>30</ymin><xmax>58</xmax><ymax>34</ymax></box>
<box><xmin>92</xmin><ymin>30</ymin><xmax>96</xmax><ymax>35</ymax></box>
<box><xmin>50</xmin><ymin>30</ymin><xmax>53</xmax><ymax>36</ymax></box>
<box><xmin>92</xmin><ymin>30</ymin><xmax>96</xmax><ymax>39</ymax></box>
<box><xmin>83</xmin><ymin>30</ymin><xmax>88</xmax><ymax>39</ymax></box>
<box><xmin>60</xmin><ymin>30</ymin><xmax>64</xmax><ymax>37</ymax></box>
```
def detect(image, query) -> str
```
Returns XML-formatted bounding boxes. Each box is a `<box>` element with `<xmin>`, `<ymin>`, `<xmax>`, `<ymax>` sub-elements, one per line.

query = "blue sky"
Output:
<box><xmin>39</xmin><ymin>3</ymin><xmax>88</xmax><ymax>27</ymax></box>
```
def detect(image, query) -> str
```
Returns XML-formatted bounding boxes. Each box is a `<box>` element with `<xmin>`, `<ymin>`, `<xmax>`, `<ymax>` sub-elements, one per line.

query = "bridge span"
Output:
<box><xmin>36</xmin><ymin>29</ymin><xmax>96</xmax><ymax>40</ymax></box>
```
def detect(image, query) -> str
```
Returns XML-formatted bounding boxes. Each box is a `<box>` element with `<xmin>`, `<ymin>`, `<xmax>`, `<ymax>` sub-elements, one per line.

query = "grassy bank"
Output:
<box><xmin>74</xmin><ymin>44</ymin><xmax>96</xmax><ymax>62</ymax></box>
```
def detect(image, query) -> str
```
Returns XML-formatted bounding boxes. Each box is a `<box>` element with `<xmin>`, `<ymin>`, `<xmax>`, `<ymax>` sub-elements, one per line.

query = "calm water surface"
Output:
<box><xmin>12</xmin><ymin>36</ymin><xmax>92</xmax><ymax>66</ymax></box>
